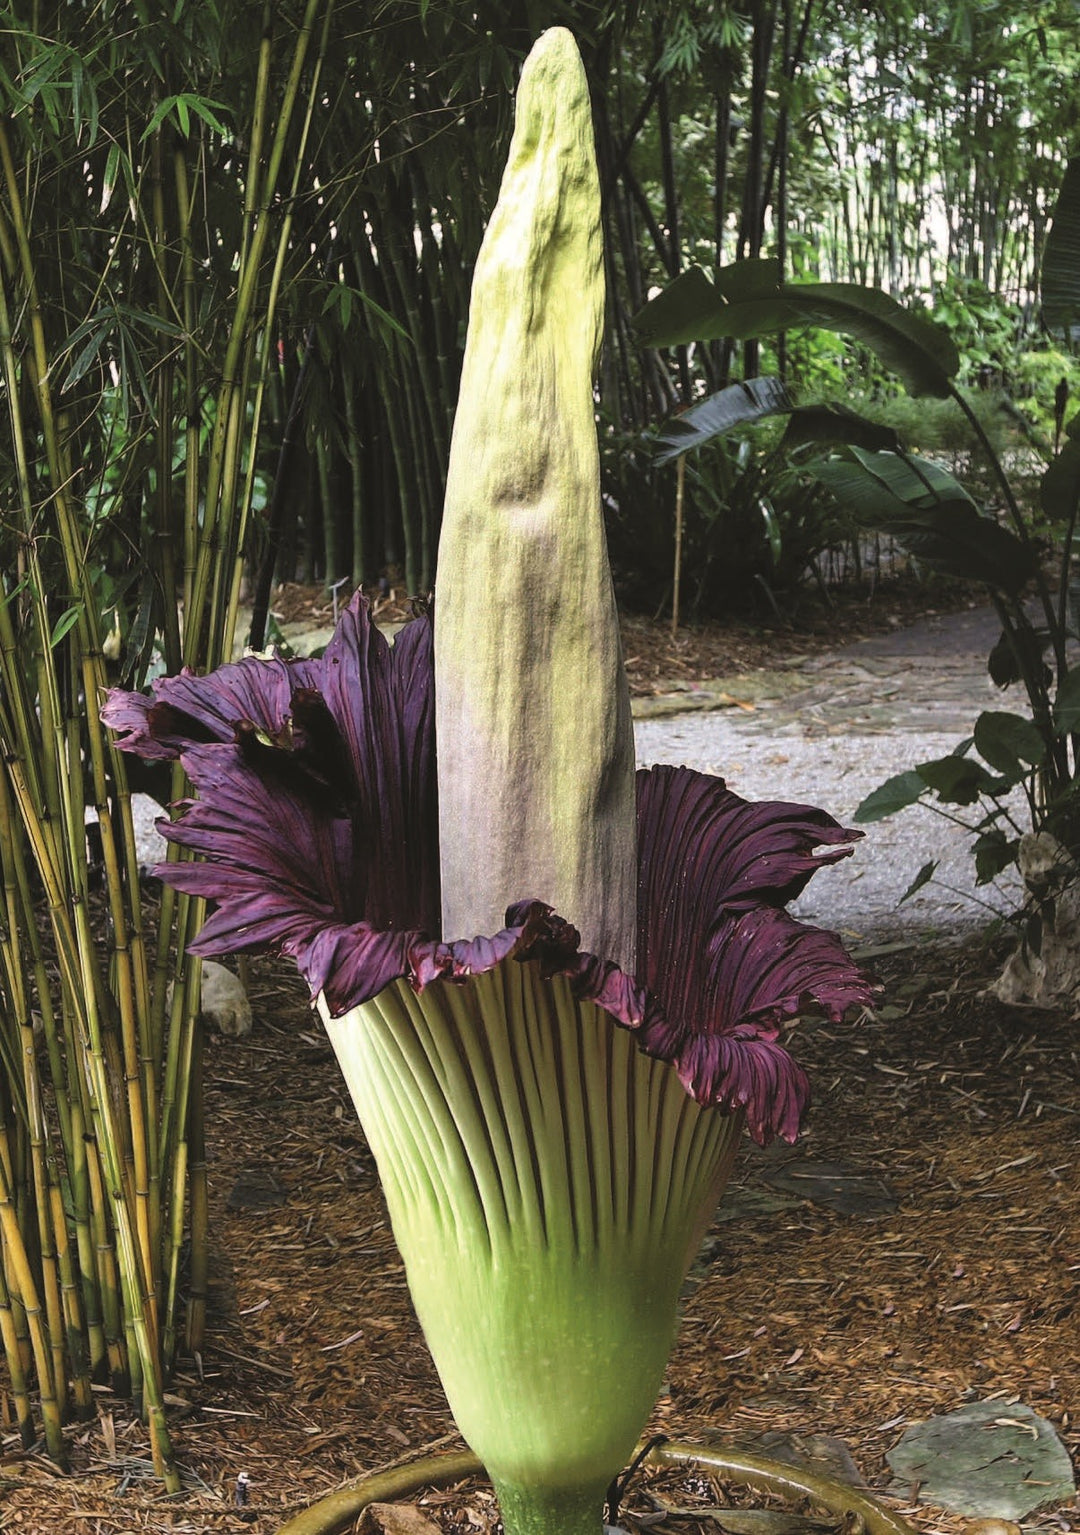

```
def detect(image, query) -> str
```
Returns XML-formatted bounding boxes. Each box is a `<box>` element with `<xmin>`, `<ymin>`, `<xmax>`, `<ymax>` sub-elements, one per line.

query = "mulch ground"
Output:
<box><xmin>2</xmin><ymin>592</ymin><xmax>1077</xmax><ymax>1534</ymax></box>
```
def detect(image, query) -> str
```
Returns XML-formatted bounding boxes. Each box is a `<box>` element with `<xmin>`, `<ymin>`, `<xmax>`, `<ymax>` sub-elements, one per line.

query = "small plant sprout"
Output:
<box><xmin>103</xmin><ymin>29</ymin><xmax>873</xmax><ymax>1535</ymax></box>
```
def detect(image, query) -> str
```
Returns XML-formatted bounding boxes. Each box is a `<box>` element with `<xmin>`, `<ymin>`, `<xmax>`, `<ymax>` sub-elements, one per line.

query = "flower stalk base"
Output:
<box><xmin>491</xmin><ymin>1477</ymin><xmax>607</xmax><ymax>1535</ymax></box>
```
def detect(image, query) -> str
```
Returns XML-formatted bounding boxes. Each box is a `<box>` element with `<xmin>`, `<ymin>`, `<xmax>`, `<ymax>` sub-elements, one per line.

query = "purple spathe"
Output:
<box><xmin>102</xmin><ymin>593</ymin><xmax>875</xmax><ymax>1145</ymax></box>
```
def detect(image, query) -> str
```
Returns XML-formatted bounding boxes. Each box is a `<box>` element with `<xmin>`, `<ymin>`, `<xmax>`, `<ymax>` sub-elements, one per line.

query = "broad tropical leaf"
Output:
<box><xmin>974</xmin><ymin>828</ymin><xmax>1020</xmax><ymax>885</ymax></box>
<box><xmin>1054</xmin><ymin>664</ymin><xmax>1080</xmax><ymax>733</ymax></box>
<box><xmin>1041</xmin><ymin>157</ymin><xmax>1080</xmax><ymax>343</ymax></box>
<box><xmin>808</xmin><ymin>448</ymin><xmax>1037</xmax><ymax>595</ymax></box>
<box><xmin>780</xmin><ymin>403</ymin><xmax>903</xmax><ymax>456</ymax></box>
<box><xmin>973</xmin><ymin>710</ymin><xmax>1046</xmax><ymax>780</ymax></box>
<box><xmin>916</xmin><ymin>755</ymin><xmax>1006</xmax><ymax>805</ymax></box>
<box><xmin>854</xmin><ymin>769</ymin><xmax>926</xmax><ymax>823</ymax></box>
<box><xmin>654</xmin><ymin>377</ymin><xmax>793</xmax><ymax>465</ymax></box>
<box><xmin>1041</xmin><ymin>437</ymin><xmax>1080</xmax><ymax>522</ymax></box>
<box><xmin>899</xmin><ymin>860</ymin><xmax>937</xmax><ymax>903</ymax></box>
<box><xmin>633</xmin><ymin>262</ymin><xmax>959</xmax><ymax>398</ymax></box>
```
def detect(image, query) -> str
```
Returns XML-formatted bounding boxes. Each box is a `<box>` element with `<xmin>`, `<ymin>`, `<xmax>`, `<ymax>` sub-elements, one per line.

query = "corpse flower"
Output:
<box><xmin>104</xmin><ymin>29</ymin><xmax>874</xmax><ymax>1535</ymax></box>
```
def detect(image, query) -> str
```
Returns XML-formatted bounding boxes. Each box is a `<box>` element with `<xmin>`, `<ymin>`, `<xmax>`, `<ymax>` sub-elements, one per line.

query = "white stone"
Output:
<box><xmin>168</xmin><ymin>960</ymin><xmax>253</xmax><ymax>1038</ymax></box>
<box><xmin>85</xmin><ymin>792</ymin><xmax>169</xmax><ymax>877</ymax></box>
<box><xmin>991</xmin><ymin>831</ymin><xmax>1080</xmax><ymax>1012</ymax></box>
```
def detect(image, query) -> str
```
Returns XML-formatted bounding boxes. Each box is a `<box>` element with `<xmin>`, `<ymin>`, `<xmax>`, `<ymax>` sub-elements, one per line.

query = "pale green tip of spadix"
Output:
<box><xmin>434</xmin><ymin>28</ymin><xmax>637</xmax><ymax>973</ymax></box>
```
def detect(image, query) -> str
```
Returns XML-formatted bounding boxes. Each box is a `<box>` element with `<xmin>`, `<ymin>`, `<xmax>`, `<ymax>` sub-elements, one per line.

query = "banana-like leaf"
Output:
<box><xmin>780</xmin><ymin>403</ymin><xmax>903</xmax><ymax>456</ymax></box>
<box><xmin>1041</xmin><ymin>157</ymin><xmax>1080</xmax><ymax>343</ymax></box>
<box><xmin>653</xmin><ymin>376</ymin><xmax>793</xmax><ymax>465</ymax></box>
<box><xmin>1040</xmin><ymin>437</ymin><xmax>1080</xmax><ymax>522</ymax></box>
<box><xmin>1054</xmin><ymin>664</ymin><xmax>1080</xmax><ymax>733</ymax></box>
<box><xmin>634</xmin><ymin>261</ymin><xmax>959</xmax><ymax>398</ymax></box>
<box><xmin>808</xmin><ymin>448</ymin><xmax>1036</xmax><ymax>595</ymax></box>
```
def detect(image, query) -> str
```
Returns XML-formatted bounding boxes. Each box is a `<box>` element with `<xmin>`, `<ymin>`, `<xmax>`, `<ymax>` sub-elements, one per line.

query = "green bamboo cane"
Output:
<box><xmin>73</xmin><ymin>687</ymin><xmax>159</xmax><ymax>1319</ymax></box>
<box><xmin>48</xmin><ymin>1171</ymin><xmax>93</xmax><ymax>1417</ymax></box>
<box><xmin>0</xmin><ymin>117</ymin><xmax>181</xmax><ymax>1481</ymax></box>
<box><xmin>412</xmin><ymin>164</ymin><xmax>458</xmax><ymax>449</ymax></box>
<box><xmin>0</xmin><ymin>474</ymin><xmax>180</xmax><ymax>1485</ymax></box>
<box><xmin>0</xmin><ymin>759</ymin><xmax>106</xmax><ymax>1388</ymax></box>
<box><xmin>161</xmin><ymin>1137</ymin><xmax>189</xmax><ymax>1369</ymax></box>
<box><xmin>222</xmin><ymin>0</ymin><xmax>337</xmax><ymax>661</ymax></box>
<box><xmin>373</xmin><ymin>224</ymin><xmax>439</xmax><ymax>588</ymax></box>
<box><xmin>381</xmin><ymin>379</ymin><xmax>419</xmax><ymax>594</ymax></box>
<box><xmin>343</xmin><ymin>372</ymin><xmax>367</xmax><ymax>586</ymax></box>
<box><xmin>149</xmin><ymin>128</ymin><xmax>183</xmax><ymax>678</ymax></box>
<box><xmin>185</xmin><ymin>0</ymin><xmax>324</xmax><ymax>668</ymax></box>
<box><xmin>0</xmin><ymin>1138</ymin><xmax>65</xmax><ymax>1464</ymax></box>
<box><xmin>173</xmin><ymin>146</ymin><xmax>201</xmax><ymax>636</ymax></box>
<box><xmin>19</xmin><ymin>1015</ymin><xmax>66</xmax><ymax>1420</ymax></box>
<box><xmin>0</xmin><ymin>1213</ymin><xmax>35</xmax><ymax>1446</ymax></box>
<box><xmin>2</xmin><ymin>779</ymin><xmax>108</xmax><ymax>1386</ymax></box>
<box><xmin>67</xmin><ymin>1102</ymin><xmax>107</xmax><ymax>1381</ymax></box>
<box><xmin>317</xmin><ymin>435</ymin><xmax>340</xmax><ymax>587</ymax></box>
<box><xmin>183</xmin><ymin>1019</ymin><xmax>208</xmax><ymax>1356</ymax></box>
<box><xmin>82</xmin><ymin>1128</ymin><xmax>126</xmax><ymax>1389</ymax></box>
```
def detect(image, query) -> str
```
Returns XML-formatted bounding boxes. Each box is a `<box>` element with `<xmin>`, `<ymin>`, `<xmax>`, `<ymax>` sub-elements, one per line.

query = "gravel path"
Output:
<box><xmin>634</xmin><ymin>606</ymin><xmax>1024</xmax><ymax>940</ymax></box>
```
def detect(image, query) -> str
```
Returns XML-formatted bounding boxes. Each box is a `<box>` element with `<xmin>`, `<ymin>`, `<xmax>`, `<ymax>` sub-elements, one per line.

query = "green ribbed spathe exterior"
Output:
<box><xmin>320</xmin><ymin>963</ymin><xmax>741</xmax><ymax>1532</ymax></box>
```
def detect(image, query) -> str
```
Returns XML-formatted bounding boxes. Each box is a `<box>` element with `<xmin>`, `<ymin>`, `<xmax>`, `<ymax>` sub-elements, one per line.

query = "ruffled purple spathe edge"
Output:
<box><xmin>102</xmin><ymin>594</ymin><xmax>878</xmax><ymax>1146</ymax></box>
<box><xmin>315</xmin><ymin>891</ymin><xmax>869</xmax><ymax>1147</ymax></box>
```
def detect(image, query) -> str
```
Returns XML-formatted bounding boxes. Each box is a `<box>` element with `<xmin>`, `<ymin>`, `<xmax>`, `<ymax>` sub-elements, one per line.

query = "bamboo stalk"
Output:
<box><xmin>0</xmin><ymin>1145</ymin><xmax>65</xmax><ymax>1465</ymax></box>
<box><xmin>0</xmin><ymin>1222</ymin><xmax>35</xmax><ymax>1446</ymax></box>
<box><xmin>671</xmin><ymin>456</ymin><xmax>686</xmax><ymax>639</ymax></box>
<box><xmin>184</xmin><ymin>1021</ymin><xmax>208</xmax><ymax>1357</ymax></box>
<box><xmin>186</xmin><ymin>0</ymin><xmax>324</xmax><ymax>668</ymax></box>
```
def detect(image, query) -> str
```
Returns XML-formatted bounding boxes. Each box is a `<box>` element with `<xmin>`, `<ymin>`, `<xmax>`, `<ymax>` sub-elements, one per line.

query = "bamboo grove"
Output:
<box><xmin>0</xmin><ymin>0</ymin><xmax>1077</xmax><ymax>1477</ymax></box>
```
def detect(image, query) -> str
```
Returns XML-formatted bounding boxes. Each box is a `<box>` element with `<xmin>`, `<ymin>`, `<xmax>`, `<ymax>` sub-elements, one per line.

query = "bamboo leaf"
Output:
<box><xmin>140</xmin><ymin>94</ymin><xmax>230</xmax><ymax>143</ymax></box>
<box><xmin>101</xmin><ymin>142</ymin><xmax>121</xmax><ymax>214</ymax></box>
<box><xmin>322</xmin><ymin>282</ymin><xmax>412</xmax><ymax>346</ymax></box>
<box><xmin>141</xmin><ymin>96</ymin><xmax>177</xmax><ymax>139</ymax></box>
<box><xmin>653</xmin><ymin>377</ymin><xmax>793</xmax><ymax>465</ymax></box>
<box><xmin>60</xmin><ymin>319</ymin><xmax>110</xmax><ymax>393</ymax></box>
<box><xmin>49</xmin><ymin>605</ymin><xmax>82</xmax><ymax>648</ymax></box>
<box><xmin>184</xmin><ymin>96</ymin><xmax>231</xmax><ymax>136</ymax></box>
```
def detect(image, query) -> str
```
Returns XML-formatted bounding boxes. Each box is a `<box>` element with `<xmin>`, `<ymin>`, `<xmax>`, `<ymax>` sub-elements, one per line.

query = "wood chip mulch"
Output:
<box><xmin>2</xmin><ymin>934</ymin><xmax>1077</xmax><ymax>1535</ymax></box>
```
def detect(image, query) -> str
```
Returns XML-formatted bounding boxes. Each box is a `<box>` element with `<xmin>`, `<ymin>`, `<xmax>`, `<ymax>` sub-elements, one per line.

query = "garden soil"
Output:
<box><xmin>2</xmin><ymin>594</ymin><xmax>1077</xmax><ymax>1534</ymax></box>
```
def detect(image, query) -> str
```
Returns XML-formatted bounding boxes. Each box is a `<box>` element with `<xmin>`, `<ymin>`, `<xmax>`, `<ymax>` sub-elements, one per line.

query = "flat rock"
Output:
<box><xmin>632</xmin><ymin>670</ymin><xmax>807</xmax><ymax>720</ymax></box>
<box><xmin>728</xmin><ymin>1429</ymin><xmax>868</xmax><ymax>1490</ymax></box>
<box><xmin>886</xmin><ymin>1399</ymin><xmax>1076</xmax><ymax>1518</ymax></box>
<box><xmin>759</xmin><ymin>1158</ymin><xmax>899</xmax><ymax>1218</ymax></box>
